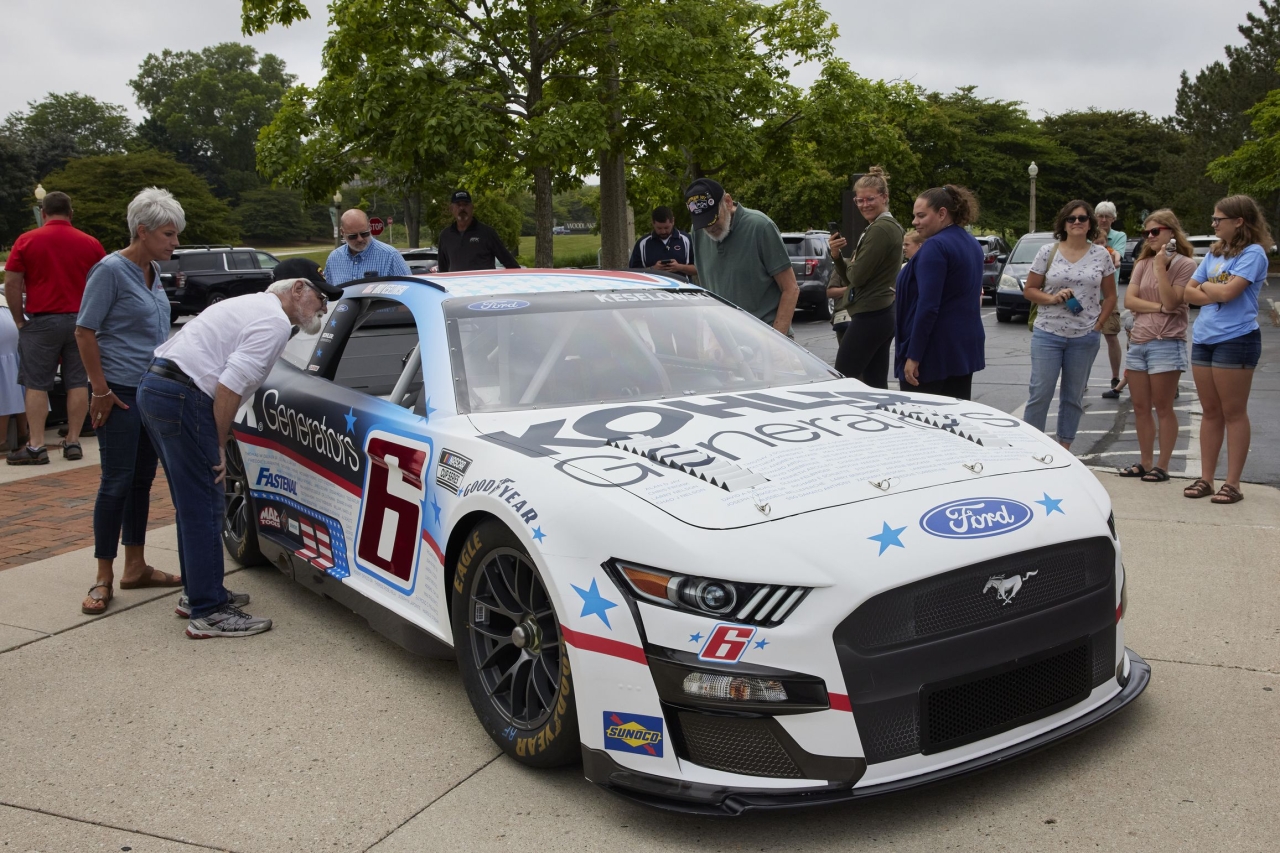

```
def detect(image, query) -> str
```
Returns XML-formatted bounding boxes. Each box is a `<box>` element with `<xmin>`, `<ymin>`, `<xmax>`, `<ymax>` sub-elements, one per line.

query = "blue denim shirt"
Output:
<box><xmin>323</xmin><ymin>238</ymin><xmax>411</xmax><ymax>285</ymax></box>
<box><xmin>76</xmin><ymin>252</ymin><xmax>170</xmax><ymax>388</ymax></box>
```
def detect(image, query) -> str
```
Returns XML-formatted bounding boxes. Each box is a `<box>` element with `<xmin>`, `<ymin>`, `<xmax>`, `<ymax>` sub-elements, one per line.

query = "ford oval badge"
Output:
<box><xmin>468</xmin><ymin>299</ymin><xmax>530</xmax><ymax>311</ymax></box>
<box><xmin>919</xmin><ymin>497</ymin><xmax>1033</xmax><ymax>539</ymax></box>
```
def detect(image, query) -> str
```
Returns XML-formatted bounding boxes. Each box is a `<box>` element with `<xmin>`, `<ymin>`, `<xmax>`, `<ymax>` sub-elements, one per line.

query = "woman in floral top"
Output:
<box><xmin>1021</xmin><ymin>200</ymin><xmax>1118</xmax><ymax>449</ymax></box>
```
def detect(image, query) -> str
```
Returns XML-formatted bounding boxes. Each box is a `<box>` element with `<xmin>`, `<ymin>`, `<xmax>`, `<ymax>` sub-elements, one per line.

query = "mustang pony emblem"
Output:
<box><xmin>983</xmin><ymin>570</ymin><xmax>1038</xmax><ymax>605</ymax></box>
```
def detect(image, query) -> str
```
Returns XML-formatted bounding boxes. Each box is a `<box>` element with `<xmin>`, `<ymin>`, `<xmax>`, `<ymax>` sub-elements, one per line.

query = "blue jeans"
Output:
<box><xmin>1025</xmin><ymin>328</ymin><xmax>1101</xmax><ymax>442</ymax></box>
<box><xmin>92</xmin><ymin>385</ymin><xmax>158</xmax><ymax>559</ymax></box>
<box><xmin>137</xmin><ymin>371</ymin><xmax>227</xmax><ymax>619</ymax></box>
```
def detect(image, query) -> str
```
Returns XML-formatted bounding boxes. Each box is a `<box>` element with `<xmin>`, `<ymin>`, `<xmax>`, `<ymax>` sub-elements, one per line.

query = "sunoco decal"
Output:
<box><xmin>603</xmin><ymin>711</ymin><xmax>663</xmax><ymax>757</ymax></box>
<box><xmin>920</xmin><ymin>498</ymin><xmax>1033</xmax><ymax>539</ymax></box>
<box><xmin>435</xmin><ymin>449</ymin><xmax>472</xmax><ymax>492</ymax></box>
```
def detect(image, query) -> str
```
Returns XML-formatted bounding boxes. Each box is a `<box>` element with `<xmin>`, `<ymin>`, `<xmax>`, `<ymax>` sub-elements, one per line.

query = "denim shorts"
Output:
<box><xmin>1125</xmin><ymin>338</ymin><xmax>1187</xmax><ymax>374</ymax></box>
<box><xmin>1191</xmin><ymin>329</ymin><xmax>1262</xmax><ymax>370</ymax></box>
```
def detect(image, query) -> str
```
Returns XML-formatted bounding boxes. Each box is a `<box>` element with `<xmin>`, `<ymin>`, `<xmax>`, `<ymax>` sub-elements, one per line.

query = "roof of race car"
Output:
<box><xmin>413</xmin><ymin>268</ymin><xmax>691</xmax><ymax>297</ymax></box>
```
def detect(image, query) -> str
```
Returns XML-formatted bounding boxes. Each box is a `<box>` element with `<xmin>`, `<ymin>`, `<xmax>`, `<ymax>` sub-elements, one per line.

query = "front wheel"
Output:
<box><xmin>996</xmin><ymin>309</ymin><xmax>1013</xmax><ymax>323</ymax></box>
<box><xmin>222</xmin><ymin>439</ymin><xmax>265</xmax><ymax>567</ymax></box>
<box><xmin>452</xmin><ymin>520</ymin><xmax>579</xmax><ymax>767</ymax></box>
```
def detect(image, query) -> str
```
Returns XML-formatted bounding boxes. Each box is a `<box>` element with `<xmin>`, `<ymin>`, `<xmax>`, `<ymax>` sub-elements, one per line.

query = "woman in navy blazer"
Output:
<box><xmin>895</xmin><ymin>185</ymin><xmax>987</xmax><ymax>399</ymax></box>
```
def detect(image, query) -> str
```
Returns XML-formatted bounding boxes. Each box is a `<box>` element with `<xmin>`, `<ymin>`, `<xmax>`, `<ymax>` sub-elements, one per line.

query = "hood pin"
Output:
<box><xmin>963</xmin><ymin>462</ymin><xmax>984</xmax><ymax>474</ymax></box>
<box><xmin>869</xmin><ymin>478</ymin><xmax>896</xmax><ymax>492</ymax></box>
<box><xmin>1033</xmin><ymin>454</ymin><xmax>1055</xmax><ymax>465</ymax></box>
<box><xmin>751</xmin><ymin>488</ymin><xmax>771</xmax><ymax>516</ymax></box>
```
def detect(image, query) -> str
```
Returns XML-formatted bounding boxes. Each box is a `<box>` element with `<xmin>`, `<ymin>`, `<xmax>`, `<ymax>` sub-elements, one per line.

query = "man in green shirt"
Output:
<box><xmin>685</xmin><ymin>178</ymin><xmax>799</xmax><ymax>334</ymax></box>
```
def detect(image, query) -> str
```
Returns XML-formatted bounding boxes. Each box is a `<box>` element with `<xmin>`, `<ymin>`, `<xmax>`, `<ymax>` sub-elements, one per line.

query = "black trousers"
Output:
<box><xmin>900</xmin><ymin>372</ymin><xmax>974</xmax><ymax>400</ymax></box>
<box><xmin>834</xmin><ymin>305</ymin><xmax>895</xmax><ymax>389</ymax></box>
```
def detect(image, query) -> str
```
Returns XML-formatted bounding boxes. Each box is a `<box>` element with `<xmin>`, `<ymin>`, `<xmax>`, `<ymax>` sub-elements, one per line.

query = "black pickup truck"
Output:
<box><xmin>160</xmin><ymin>246</ymin><xmax>280</xmax><ymax>323</ymax></box>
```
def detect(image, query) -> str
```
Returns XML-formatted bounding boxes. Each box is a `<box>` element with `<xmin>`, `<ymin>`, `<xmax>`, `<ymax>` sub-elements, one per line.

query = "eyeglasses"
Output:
<box><xmin>1142</xmin><ymin>227</ymin><xmax>1170</xmax><ymax>238</ymax></box>
<box><xmin>854</xmin><ymin>196</ymin><xmax>882</xmax><ymax>206</ymax></box>
<box><xmin>343</xmin><ymin>230</ymin><xmax>372</xmax><ymax>242</ymax></box>
<box><xmin>1063</xmin><ymin>215</ymin><xmax>1091</xmax><ymax>224</ymax></box>
<box><xmin>305</xmin><ymin>282</ymin><xmax>329</xmax><ymax>305</ymax></box>
<box><xmin>1210</xmin><ymin>216</ymin><xmax>1236</xmax><ymax>226</ymax></box>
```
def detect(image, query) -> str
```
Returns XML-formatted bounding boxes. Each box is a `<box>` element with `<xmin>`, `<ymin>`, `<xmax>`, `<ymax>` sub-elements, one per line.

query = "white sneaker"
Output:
<box><xmin>186</xmin><ymin>605</ymin><xmax>272</xmax><ymax>639</ymax></box>
<box><xmin>175</xmin><ymin>590</ymin><xmax>249</xmax><ymax>618</ymax></box>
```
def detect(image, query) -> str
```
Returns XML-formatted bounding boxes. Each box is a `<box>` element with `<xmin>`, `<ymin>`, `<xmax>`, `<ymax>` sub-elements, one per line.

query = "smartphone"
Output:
<box><xmin>1065</xmin><ymin>295</ymin><xmax>1084</xmax><ymax>315</ymax></box>
<box><xmin>827</xmin><ymin>221</ymin><xmax>839</xmax><ymax>233</ymax></box>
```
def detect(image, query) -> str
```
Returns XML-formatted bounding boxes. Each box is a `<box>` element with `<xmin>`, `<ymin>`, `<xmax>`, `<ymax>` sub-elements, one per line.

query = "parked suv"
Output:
<box><xmin>995</xmin><ymin>231</ymin><xmax>1055</xmax><ymax>323</ymax></box>
<box><xmin>160</xmin><ymin>246</ymin><xmax>280</xmax><ymax>323</ymax></box>
<box><xmin>974</xmin><ymin>235</ymin><xmax>1011</xmax><ymax>298</ymax></box>
<box><xmin>782</xmin><ymin>230</ymin><xmax>834</xmax><ymax>320</ymax></box>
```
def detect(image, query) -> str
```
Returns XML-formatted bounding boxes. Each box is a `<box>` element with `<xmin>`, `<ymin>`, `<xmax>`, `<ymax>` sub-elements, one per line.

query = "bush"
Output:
<box><xmin>234</xmin><ymin>188</ymin><xmax>310</xmax><ymax>243</ymax></box>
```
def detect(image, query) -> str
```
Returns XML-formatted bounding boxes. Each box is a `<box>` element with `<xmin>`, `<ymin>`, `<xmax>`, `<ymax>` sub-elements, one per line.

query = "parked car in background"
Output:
<box><xmin>160</xmin><ymin>245</ymin><xmax>280</xmax><ymax>324</ymax></box>
<box><xmin>974</xmin><ymin>235</ymin><xmax>1011</xmax><ymax>298</ymax></box>
<box><xmin>782</xmin><ymin>230</ymin><xmax>834</xmax><ymax>320</ymax></box>
<box><xmin>1119</xmin><ymin>239</ymin><xmax>1142</xmax><ymax>284</ymax></box>
<box><xmin>400</xmin><ymin>247</ymin><xmax>439</xmax><ymax>274</ymax></box>
<box><xmin>995</xmin><ymin>231</ymin><xmax>1055</xmax><ymax>323</ymax></box>
<box><xmin>1187</xmin><ymin>236</ymin><xmax>1216</xmax><ymax>260</ymax></box>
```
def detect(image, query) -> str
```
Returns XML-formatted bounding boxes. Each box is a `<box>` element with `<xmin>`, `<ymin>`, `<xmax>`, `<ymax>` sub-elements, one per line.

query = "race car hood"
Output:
<box><xmin>468</xmin><ymin>382</ymin><xmax>1071</xmax><ymax>530</ymax></box>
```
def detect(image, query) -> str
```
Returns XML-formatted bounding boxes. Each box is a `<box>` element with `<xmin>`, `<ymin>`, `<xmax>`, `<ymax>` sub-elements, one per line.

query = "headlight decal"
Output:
<box><xmin>608</xmin><ymin>559</ymin><xmax>810</xmax><ymax>627</ymax></box>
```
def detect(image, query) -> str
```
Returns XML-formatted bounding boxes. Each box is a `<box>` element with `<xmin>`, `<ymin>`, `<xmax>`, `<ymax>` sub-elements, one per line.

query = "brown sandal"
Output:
<box><xmin>81</xmin><ymin>583</ymin><xmax>113</xmax><ymax>615</ymax></box>
<box><xmin>1183</xmin><ymin>479</ymin><xmax>1214</xmax><ymax>499</ymax></box>
<box><xmin>1211</xmin><ymin>483</ymin><xmax>1243</xmax><ymax>504</ymax></box>
<box><xmin>119</xmin><ymin>566</ymin><xmax>182</xmax><ymax>589</ymax></box>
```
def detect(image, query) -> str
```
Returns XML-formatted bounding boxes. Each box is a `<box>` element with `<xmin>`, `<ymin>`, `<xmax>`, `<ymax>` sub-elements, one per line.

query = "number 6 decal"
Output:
<box><xmin>355</xmin><ymin>431</ymin><xmax>432</xmax><ymax>592</ymax></box>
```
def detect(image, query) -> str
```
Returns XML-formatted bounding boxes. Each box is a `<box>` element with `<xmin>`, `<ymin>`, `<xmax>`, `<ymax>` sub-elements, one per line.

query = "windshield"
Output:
<box><xmin>446</xmin><ymin>290</ymin><xmax>838</xmax><ymax>413</ymax></box>
<box><xmin>1010</xmin><ymin>236</ymin><xmax>1053</xmax><ymax>264</ymax></box>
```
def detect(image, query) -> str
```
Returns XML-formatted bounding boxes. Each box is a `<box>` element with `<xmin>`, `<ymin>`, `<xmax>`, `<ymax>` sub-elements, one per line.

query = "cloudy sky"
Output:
<box><xmin>2</xmin><ymin>0</ymin><xmax>1266</xmax><ymax>122</ymax></box>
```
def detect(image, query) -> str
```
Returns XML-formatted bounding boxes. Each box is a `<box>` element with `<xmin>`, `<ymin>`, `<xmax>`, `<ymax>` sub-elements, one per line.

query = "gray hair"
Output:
<box><xmin>1095</xmin><ymin>200</ymin><xmax>1117</xmax><ymax>218</ymax></box>
<box><xmin>267</xmin><ymin>279</ymin><xmax>300</xmax><ymax>295</ymax></box>
<box><xmin>127</xmin><ymin>187</ymin><xmax>186</xmax><ymax>240</ymax></box>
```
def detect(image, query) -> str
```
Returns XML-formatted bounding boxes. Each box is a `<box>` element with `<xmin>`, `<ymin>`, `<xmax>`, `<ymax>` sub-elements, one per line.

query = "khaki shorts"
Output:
<box><xmin>1099</xmin><ymin>309</ymin><xmax>1122</xmax><ymax>336</ymax></box>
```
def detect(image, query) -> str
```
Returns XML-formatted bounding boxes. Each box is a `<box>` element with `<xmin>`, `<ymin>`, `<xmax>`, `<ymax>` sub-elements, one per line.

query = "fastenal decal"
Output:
<box><xmin>603</xmin><ymin>711</ymin><xmax>664</xmax><ymax>757</ymax></box>
<box><xmin>920</xmin><ymin>498</ymin><xmax>1033</xmax><ymax>539</ymax></box>
<box><xmin>435</xmin><ymin>449</ymin><xmax>472</xmax><ymax>493</ymax></box>
<box><xmin>256</xmin><ymin>467</ymin><xmax>299</xmax><ymax>496</ymax></box>
<box><xmin>467</xmin><ymin>299</ymin><xmax>530</xmax><ymax>311</ymax></box>
<box><xmin>698</xmin><ymin>623</ymin><xmax>757</xmax><ymax>663</ymax></box>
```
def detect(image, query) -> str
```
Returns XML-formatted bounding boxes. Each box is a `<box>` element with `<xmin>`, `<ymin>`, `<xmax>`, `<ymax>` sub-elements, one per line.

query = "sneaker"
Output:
<box><xmin>175</xmin><ymin>589</ymin><xmax>250</xmax><ymax>618</ymax></box>
<box><xmin>186</xmin><ymin>604</ymin><xmax>272</xmax><ymax>639</ymax></box>
<box><xmin>61</xmin><ymin>441</ymin><xmax>83</xmax><ymax>460</ymax></box>
<box><xmin>7</xmin><ymin>446</ymin><xmax>49</xmax><ymax>466</ymax></box>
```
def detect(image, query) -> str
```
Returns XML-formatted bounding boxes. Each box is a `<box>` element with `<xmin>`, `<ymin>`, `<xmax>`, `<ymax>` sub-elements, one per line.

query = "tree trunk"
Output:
<box><xmin>599</xmin><ymin>149</ymin><xmax>629</xmax><ymax>269</ymax></box>
<box><xmin>533</xmin><ymin>166</ymin><xmax>554</xmax><ymax>267</ymax></box>
<box><xmin>404</xmin><ymin>190</ymin><xmax>421</xmax><ymax>249</ymax></box>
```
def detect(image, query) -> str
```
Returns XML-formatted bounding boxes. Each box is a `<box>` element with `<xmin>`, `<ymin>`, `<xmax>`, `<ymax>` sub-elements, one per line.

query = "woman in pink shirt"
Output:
<box><xmin>1118</xmin><ymin>210</ymin><xmax>1197</xmax><ymax>482</ymax></box>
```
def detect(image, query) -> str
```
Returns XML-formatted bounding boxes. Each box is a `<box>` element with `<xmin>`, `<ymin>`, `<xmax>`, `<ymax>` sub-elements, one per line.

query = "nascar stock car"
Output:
<box><xmin>222</xmin><ymin>269</ymin><xmax>1148</xmax><ymax>814</ymax></box>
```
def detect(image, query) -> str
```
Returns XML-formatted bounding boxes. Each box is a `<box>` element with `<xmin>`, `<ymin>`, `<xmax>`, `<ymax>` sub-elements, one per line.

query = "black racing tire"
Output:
<box><xmin>222</xmin><ymin>439</ymin><xmax>266</xmax><ymax>567</ymax></box>
<box><xmin>996</xmin><ymin>309</ymin><xmax>1014</xmax><ymax>323</ymax></box>
<box><xmin>451</xmin><ymin>519</ymin><xmax>579</xmax><ymax>768</ymax></box>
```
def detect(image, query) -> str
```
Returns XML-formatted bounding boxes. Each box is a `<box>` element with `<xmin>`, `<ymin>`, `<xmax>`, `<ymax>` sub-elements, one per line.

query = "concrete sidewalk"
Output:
<box><xmin>0</xmin><ymin>475</ymin><xmax>1276</xmax><ymax>852</ymax></box>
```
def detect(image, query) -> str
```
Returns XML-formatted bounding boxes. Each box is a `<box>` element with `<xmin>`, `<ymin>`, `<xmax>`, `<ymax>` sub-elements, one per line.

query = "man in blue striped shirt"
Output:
<box><xmin>324</xmin><ymin>209</ymin><xmax>411</xmax><ymax>285</ymax></box>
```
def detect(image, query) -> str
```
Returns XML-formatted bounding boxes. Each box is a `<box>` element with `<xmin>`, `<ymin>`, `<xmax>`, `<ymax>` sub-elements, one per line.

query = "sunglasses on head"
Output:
<box><xmin>344</xmin><ymin>230</ymin><xmax>372</xmax><ymax>241</ymax></box>
<box><xmin>1142</xmin><ymin>226</ymin><xmax>1170</xmax><ymax>238</ymax></box>
<box><xmin>1063</xmin><ymin>215</ymin><xmax>1091</xmax><ymax>224</ymax></box>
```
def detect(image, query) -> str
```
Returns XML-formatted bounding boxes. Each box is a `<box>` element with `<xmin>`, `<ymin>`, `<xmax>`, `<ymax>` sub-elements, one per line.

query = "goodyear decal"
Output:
<box><xmin>603</xmin><ymin>711</ymin><xmax>663</xmax><ymax>757</ymax></box>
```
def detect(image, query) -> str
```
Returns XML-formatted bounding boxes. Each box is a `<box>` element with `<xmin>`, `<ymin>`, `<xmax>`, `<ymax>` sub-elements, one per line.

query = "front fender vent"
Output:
<box><xmin>606</xmin><ymin>434</ymin><xmax>768</xmax><ymax>492</ymax></box>
<box><xmin>875</xmin><ymin>403</ymin><xmax>1009</xmax><ymax>447</ymax></box>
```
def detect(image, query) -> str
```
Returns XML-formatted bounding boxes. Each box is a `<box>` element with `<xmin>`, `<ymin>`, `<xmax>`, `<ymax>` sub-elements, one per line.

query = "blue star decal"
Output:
<box><xmin>571</xmin><ymin>579</ymin><xmax>617</xmax><ymax>629</ymax></box>
<box><xmin>868</xmin><ymin>522</ymin><xmax>907</xmax><ymax>556</ymax></box>
<box><xmin>329</xmin><ymin>319</ymin><xmax>338</xmax><ymax>328</ymax></box>
<box><xmin>430</xmin><ymin>495</ymin><xmax>441</xmax><ymax>525</ymax></box>
<box><xmin>315</xmin><ymin>349</ymin><xmax>323</xmax><ymax>357</ymax></box>
<box><xmin>689</xmin><ymin>632</ymin><xmax>703</xmax><ymax>644</ymax></box>
<box><xmin>344</xmin><ymin>406</ymin><xmax>357</xmax><ymax>434</ymax></box>
<box><xmin>754</xmin><ymin>637</ymin><xmax>769</xmax><ymax>650</ymax></box>
<box><xmin>531</xmin><ymin>526</ymin><xmax>546</xmax><ymax>543</ymax></box>
<box><xmin>1035</xmin><ymin>493</ymin><xmax>1065</xmax><ymax>516</ymax></box>
<box><xmin>422</xmin><ymin>397</ymin><xmax>437</xmax><ymax>422</ymax></box>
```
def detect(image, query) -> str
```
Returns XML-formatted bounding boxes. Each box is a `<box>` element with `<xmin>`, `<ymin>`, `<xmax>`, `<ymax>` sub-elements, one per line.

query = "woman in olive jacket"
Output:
<box><xmin>826</xmin><ymin>166</ymin><xmax>904</xmax><ymax>388</ymax></box>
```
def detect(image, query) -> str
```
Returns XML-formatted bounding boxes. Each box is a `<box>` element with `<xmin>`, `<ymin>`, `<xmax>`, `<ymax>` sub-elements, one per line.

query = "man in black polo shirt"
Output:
<box><xmin>628</xmin><ymin>206</ymin><xmax>695</xmax><ymax>280</ymax></box>
<box><xmin>437</xmin><ymin>190</ymin><xmax>520</xmax><ymax>272</ymax></box>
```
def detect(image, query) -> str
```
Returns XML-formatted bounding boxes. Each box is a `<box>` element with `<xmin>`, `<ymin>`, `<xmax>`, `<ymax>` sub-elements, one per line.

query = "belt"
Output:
<box><xmin>147</xmin><ymin>359</ymin><xmax>194</xmax><ymax>385</ymax></box>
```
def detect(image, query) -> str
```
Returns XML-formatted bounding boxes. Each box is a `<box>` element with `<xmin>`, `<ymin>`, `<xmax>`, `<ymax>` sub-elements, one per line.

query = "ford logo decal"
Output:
<box><xmin>468</xmin><ymin>299</ymin><xmax>530</xmax><ymax>311</ymax></box>
<box><xmin>920</xmin><ymin>497</ymin><xmax>1033</xmax><ymax>539</ymax></box>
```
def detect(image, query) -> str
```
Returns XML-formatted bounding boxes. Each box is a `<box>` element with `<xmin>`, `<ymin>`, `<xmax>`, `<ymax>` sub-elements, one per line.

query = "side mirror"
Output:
<box><xmin>997</xmin><ymin>254</ymin><xmax>1008</xmax><ymax>264</ymax></box>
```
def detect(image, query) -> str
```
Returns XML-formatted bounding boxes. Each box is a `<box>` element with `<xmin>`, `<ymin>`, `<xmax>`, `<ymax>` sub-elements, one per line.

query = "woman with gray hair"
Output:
<box><xmin>74</xmin><ymin>187</ymin><xmax>185</xmax><ymax>614</ymax></box>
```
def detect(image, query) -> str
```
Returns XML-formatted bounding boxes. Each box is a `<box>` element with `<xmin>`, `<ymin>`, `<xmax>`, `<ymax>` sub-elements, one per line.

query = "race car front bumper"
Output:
<box><xmin>582</xmin><ymin>648</ymin><xmax>1150</xmax><ymax>815</ymax></box>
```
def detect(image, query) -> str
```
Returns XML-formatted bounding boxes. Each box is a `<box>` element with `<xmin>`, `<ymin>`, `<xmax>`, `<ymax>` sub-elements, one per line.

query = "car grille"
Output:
<box><xmin>675</xmin><ymin>713</ymin><xmax>803</xmax><ymax>778</ymax></box>
<box><xmin>847</xmin><ymin>537</ymin><xmax>1115</xmax><ymax>652</ymax></box>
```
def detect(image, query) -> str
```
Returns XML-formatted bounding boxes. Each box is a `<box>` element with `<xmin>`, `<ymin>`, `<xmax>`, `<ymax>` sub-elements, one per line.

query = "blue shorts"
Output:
<box><xmin>1191</xmin><ymin>329</ymin><xmax>1261</xmax><ymax>370</ymax></box>
<box><xmin>1125</xmin><ymin>338</ymin><xmax>1187</xmax><ymax>374</ymax></box>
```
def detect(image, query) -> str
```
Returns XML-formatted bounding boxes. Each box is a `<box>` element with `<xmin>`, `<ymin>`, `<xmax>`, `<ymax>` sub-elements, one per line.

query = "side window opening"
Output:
<box><xmin>328</xmin><ymin>300</ymin><xmax>424</xmax><ymax>409</ymax></box>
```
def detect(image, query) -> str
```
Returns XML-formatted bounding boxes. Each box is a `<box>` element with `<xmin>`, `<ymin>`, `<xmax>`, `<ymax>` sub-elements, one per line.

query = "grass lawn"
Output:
<box><xmin>518</xmin><ymin>234</ymin><xmax>601</xmax><ymax>267</ymax></box>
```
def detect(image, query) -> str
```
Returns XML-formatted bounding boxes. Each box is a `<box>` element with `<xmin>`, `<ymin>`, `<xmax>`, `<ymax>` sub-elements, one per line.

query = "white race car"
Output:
<box><xmin>224</xmin><ymin>269</ymin><xmax>1148</xmax><ymax>814</ymax></box>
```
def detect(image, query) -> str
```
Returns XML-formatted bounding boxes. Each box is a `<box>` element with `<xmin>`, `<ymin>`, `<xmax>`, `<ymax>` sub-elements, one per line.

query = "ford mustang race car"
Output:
<box><xmin>223</xmin><ymin>269</ymin><xmax>1148</xmax><ymax>814</ymax></box>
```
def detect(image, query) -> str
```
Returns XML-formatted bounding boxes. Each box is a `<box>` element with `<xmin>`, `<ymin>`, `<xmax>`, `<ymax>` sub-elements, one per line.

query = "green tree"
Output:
<box><xmin>233</xmin><ymin>187</ymin><xmax>310</xmax><ymax>242</ymax></box>
<box><xmin>41</xmin><ymin>150</ymin><xmax>238</xmax><ymax>250</ymax></box>
<box><xmin>131</xmin><ymin>43</ymin><xmax>295</xmax><ymax>198</ymax></box>
<box><xmin>0</xmin><ymin>134</ymin><xmax>35</xmax><ymax>247</ymax></box>
<box><xmin>2</xmin><ymin>92</ymin><xmax>134</xmax><ymax>179</ymax></box>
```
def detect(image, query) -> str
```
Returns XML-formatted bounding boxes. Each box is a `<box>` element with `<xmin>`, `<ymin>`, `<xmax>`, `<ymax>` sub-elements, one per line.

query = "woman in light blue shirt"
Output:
<box><xmin>1181</xmin><ymin>194</ymin><xmax>1273</xmax><ymax>504</ymax></box>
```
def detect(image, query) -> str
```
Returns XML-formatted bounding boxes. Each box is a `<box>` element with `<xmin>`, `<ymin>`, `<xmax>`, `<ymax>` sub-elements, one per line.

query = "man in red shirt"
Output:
<box><xmin>4</xmin><ymin>191</ymin><xmax>105</xmax><ymax>464</ymax></box>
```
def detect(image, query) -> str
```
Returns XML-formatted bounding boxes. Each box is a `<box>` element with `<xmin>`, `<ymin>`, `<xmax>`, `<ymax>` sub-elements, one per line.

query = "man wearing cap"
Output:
<box><xmin>684</xmin><ymin>179</ymin><xmax>798</xmax><ymax>334</ymax></box>
<box><xmin>137</xmin><ymin>266</ymin><xmax>343</xmax><ymax>638</ymax></box>
<box><xmin>324</xmin><ymin>209</ymin><xmax>412</xmax><ymax>285</ymax></box>
<box><xmin>437</xmin><ymin>190</ymin><xmax>520</xmax><ymax>272</ymax></box>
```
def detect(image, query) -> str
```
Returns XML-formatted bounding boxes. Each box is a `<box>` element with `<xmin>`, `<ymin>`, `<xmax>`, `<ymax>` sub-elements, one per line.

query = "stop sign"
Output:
<box><xmin>368</xmin><ymin>217</ymin><xmax>385</xmax><ymax>236</ymax></box>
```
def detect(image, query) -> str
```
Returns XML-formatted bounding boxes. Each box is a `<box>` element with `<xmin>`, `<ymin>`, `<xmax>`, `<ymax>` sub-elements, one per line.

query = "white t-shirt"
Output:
<box><xmin>1030</xmin><ymin>242</ymin><xmax>1117</xmax><ymax>338</ymax></box>
<box><xmin>153</xmin><ymin>292</ymin><xmax>292</xmax><ymax>399</ymax></box>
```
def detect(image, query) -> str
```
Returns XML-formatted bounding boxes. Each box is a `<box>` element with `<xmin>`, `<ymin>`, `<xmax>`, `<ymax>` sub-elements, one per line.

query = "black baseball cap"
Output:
<box><xmin>684</xmin><ymin>178</ymin><xmax>725</xmax><ymax>230</ymax></box>
<box><xmin>273</xmin><ymin>257</ymin><xmax>344</xmax><ymax>299</ymax></box>
<box><xmin>450</xmin><ymin>190</ymin><xmax>473</xmax><ymax>204</ymax></box>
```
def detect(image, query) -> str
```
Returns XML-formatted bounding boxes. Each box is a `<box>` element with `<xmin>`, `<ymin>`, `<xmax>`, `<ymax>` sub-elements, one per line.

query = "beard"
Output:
<box><xmin>704</xmin><ymin>200</ymin><xmax>734</xmax><ymax>242</ymax></box>
<box><xmin>300</xmin><ymin>311</ymin><xmax>324</xmax><ymax>336</ymax></box>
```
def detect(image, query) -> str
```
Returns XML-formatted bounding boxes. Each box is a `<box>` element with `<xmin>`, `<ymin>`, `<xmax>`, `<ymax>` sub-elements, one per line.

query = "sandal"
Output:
<box><xmin>1211</xmin><ymin>483</ymin><xmax>1243</xmax><ymax>504</ymax></box>
<box><xmin>1183</xmin><ymin>478</ymin><xmax>1214</xmax><ymax>499</ymax></box>
<box><xmin>81</xmin><ymin>582</ymin><xmax>113</xmax><ymax>615</ymax></box>
<box><xmin>119</xmin><ymin>566</ymin><xmax>183</xmax><ymax>589</ymax></box>
<box><xmin>1141</xmin><ymin>467</ymin><xmax>1169</xmax><ymax>482</ymax></box>
<box><xmin>1118</xmin><ymin>463</ymin><xmax>1148</xmax><ymax>478</ymax></box>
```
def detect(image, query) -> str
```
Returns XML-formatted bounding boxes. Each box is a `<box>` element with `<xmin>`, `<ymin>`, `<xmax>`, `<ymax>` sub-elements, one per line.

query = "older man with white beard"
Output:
<box><xmin>137</xmin><ymin>262</ymin><xmax>342</xmax><ymax>638</ymax></box>
<box><xmin>685</xmin><ymin>178</ymin><xmax>799</xmax><ymax>335</ymax></box>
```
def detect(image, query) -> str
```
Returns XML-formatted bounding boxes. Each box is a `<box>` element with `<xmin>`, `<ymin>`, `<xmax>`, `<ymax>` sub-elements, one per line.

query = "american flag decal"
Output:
<box><xmin>296</xmin><ymin>517</ymin><xmax>336</xmax><ymax>570</ymax></box>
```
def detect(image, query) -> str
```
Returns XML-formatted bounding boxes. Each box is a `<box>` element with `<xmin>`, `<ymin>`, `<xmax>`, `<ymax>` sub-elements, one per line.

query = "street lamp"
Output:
<box><xmin>1027</xmin><ymin>162</ymin><xmax>1038</xmax><ymax>233</ymax></box>
<box><xmin>330</xmin><ymin>190</ymin><xmax>343</xmax><ymax>247</ymax></box>
<box><xmin>33</xmin><ymin>183</ymin><xmax>46</xmax><ymax>227</ymax></box>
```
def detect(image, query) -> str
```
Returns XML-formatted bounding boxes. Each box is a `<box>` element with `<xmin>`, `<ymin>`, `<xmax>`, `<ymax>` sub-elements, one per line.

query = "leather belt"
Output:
<box><xmin>147</xmin><ymin>359</ymin><xmax>194</xmax><ymax>385</ymax></box>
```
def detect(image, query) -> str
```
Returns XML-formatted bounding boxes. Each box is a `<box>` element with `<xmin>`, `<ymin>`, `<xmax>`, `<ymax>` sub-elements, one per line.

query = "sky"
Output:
<box><xmin>1</xmin><ymin>0</ymin><xmax>1267</xmax><ymax>123</ymax></box>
